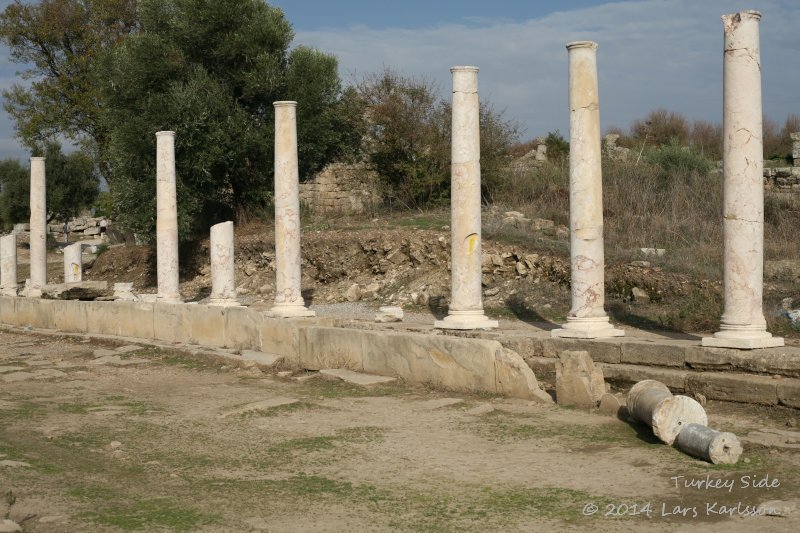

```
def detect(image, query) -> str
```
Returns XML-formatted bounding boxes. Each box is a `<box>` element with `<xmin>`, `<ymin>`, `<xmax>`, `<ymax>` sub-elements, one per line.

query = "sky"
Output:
<box><xmin>1</xmin><ymin>0</ymin><xmax>799</xmax><ymax>160</ymax></box>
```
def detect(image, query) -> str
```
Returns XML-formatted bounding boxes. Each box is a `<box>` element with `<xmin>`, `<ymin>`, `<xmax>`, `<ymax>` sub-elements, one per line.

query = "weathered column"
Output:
<box><xmin>674</xmin><ymin>423</ymin><xmax>743</xmax><ymax>465</ymax></box>
<box><xmin>703</xmin><ymin>12</ymin><xmax>783</xmax><ymax>349</ymax></box>
<box><xmin>156</xmin><ymin>131</ymin><xmax>182</xmax><ymax>302</ymax></box>
<box><xmin>29</xmin><ymin>156</ymin><xmax>47</xmax><ymax>291</ymax></box>
<box><xmin>434</xmin><ymin>67</ymin><xmax>497</xmax><ymax>330</ymax></box>
<box><xmin>208</xmin><ymin>221</ymin><xmax>239</xmax><ymax>306</ymax></box>
<box><xmin>63</xmin><ymin>242</ymin><xmax>82</xmax><ymax>283</ymax></box>
<box><xmin>0</xmin><ymin>234</ymin><xmax>18</xmax><ymax>296</ymax></box>
<box><xmin>791</xmin><ymin>132</ymin><xmax>800</xmax><ymax>167</ymax></box>
<box><xmin>552</xmin><ymin>42</ymin><xmax>623</xmax><ymax>339</ymax></box>
<box><xmin>627</xmin><ymin>380</ymin><xmax>708</xmax><ymax>446</ymax></box>
<box><xmin>270</xmin><ymin>102</ymin><xmax>314</xmax><ymax>318</ymax></box>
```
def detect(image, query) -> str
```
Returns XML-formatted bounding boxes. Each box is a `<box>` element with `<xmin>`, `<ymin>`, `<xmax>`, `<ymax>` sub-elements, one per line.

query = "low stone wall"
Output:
<box><xmin>299</xmin><ymin>163</ymin><xmax>382</xmax><ymax>214</ymax></box>
<box><xmin>764</xmin><ymin>166</ymin><xmax>800</xmax><ymax>190</ymax></box>
<box><xmin>0</xmin><ymin>296</ymin><xmax>547</xmax><ymax>402</ymax></box>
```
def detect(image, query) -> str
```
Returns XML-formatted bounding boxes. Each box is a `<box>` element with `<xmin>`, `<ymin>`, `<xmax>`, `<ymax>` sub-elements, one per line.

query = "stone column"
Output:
<box><xmin>703</xmin><ymin>11</ymin><xmax>783</xmax><ymax>349</ymax></box>
<box><xmin>63</xmin><ymin>242</ymin><xmax>82</xmax><ymax>283</ymax></box>
<box><xmin>208</xmin><ymin>221</ymin><xmax>239</xmax><ymax>306</ymax></box>
<box><xmin>435</xmin><ymin>67</ymin><xmax>497</xmax><ymax>330</ymax></box>
<box><xmin>156</xmin><ymin>131</ymin><xmax>182</xmax><ymax>302</ymax></box>
<box><xmin>0</xmin><ymin>234</ymin><xmax>18</xmax><ymax>296</ymax></box>
<box><xmin>791</xmin><ymin>132</ymin><xmax>800</xmax><ymax>167</ymax></box>
<box><xmin>29</xmin><ymin>156</ymin><xmax>47</xmax><ymax>291</ymax></box>
<box><xmin>552</xmin><ymin>42</ymin><xmax>623</xmax><ymax>339</ymax></box>
<box><xmin>270</xmin><ymin>101</ymin><xmax>314</xmax><ymax>318</ymax></box>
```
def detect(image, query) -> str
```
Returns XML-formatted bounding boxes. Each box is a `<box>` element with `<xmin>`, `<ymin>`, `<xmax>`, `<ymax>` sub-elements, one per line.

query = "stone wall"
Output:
<box><xmin>299</xmin><ymin>163</ymin><xmax>381</xmax><ymax>214</ymax></box>
<box><xmin>763</xmin><ymin>166</ymin><xmax>800</xmax><ymax>191</ymax></box>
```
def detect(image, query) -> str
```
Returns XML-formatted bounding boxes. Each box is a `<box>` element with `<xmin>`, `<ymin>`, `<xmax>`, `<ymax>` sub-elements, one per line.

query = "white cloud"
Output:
<box><xmin>296</xmin><ymin>0</ymin><xmax>800</xmax><ymax>139</ymax></box>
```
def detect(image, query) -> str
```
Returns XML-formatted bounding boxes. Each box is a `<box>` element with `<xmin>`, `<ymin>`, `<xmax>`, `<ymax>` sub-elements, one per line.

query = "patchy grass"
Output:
<box><xmin>297</xmin><ymin>378</ymin><xmax>410</xmax><ymax>399</ymax></box>
<box><xmin>239</xmin><ymin>401</ymin><xmax>319</xmax><ymax>418</ymax></box>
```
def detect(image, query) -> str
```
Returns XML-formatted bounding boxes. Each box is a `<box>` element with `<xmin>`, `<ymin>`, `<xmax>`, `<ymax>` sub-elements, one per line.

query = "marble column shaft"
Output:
<box><xmin>29</xmin><ymin>157</ymin><xmax>47</xmax><ymax>289</ymax></box>
<box><xmin>0</xmin><ymin>233</ymin><xmax>17</xmax><ymax>295</ymax></box>
<box><xmin>63</xmin><ymin>242</ymin><xmax>82</xmax><ymax>283</ymax></box>
<box><xmin>209</xmin><ymin>221</ymin><xmax>239</xmax><ymax>306</ymax></box>
<box><xmin>703</xmin><ymin>11</ymin><xmax>782</xmax><ymax>349</ymax></box>
<box><xmin>552</xmin><ymin>41</ymin><xmax>622</xmax><ymax>339</ymax></box>
<box><xmin>271</xmin><ymin>102</ymin><xmax>313</xmax><ymax>318</ymax></box>
<box><xmin>434</xmin><ymin>67</ymin><xmax>497</xmax><ymax>330</ymax></box>
<box><xmin>156</xmin><ymin>131</ymin><xmax>182</xmax><ymax>302</ymax></box>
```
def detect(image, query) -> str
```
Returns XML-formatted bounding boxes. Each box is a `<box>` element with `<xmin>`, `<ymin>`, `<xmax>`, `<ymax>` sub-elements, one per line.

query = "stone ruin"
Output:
<box><xmin>299</xmin><ymin>162</ymin><xmax>381</xmax><ymax>215</ymax></box>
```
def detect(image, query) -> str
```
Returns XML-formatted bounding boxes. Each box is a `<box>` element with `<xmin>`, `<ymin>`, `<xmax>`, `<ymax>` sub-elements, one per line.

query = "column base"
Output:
<box><xmin>434</xmin><ymin>311</ymin><xmax>498</xmax><ymax>330</ymax></box>
<box><xmin>702</xmin><ymin>328</ymin><xmax>784</xmax><ymax>349</ymax></box>
<box><xmin>551</xmin><ymin>316</ymin><xmax>625</xmax><ymax>339</ymax></box>
<box><xmin>21</xmin><ymin>286</ymin><xmax>42</xmax><ymax>298</ymax></box>
<box><xmin>157</xmin><ymin>294</ymin><xmax>183</xmax><ymax>304</ymax></box>
<box><xmin>207</xmin><ymin>298</ymin><xmax>241</xmax><ymax>307</ymax></box>
<box><xmin>269</xmin><ymin>305</ymin><xmax>315</xmax><ymax>318</ymax></box>
<box><xmin>0</xmin><ymin>288</ymin><xmax>18</xmax><ymax>297</ymax></box>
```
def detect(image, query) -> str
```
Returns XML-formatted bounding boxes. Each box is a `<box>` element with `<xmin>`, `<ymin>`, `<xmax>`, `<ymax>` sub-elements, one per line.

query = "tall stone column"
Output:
<box><xmin>270</xmin><ymin>101</ymin><xmax>314</xmax><ymax>318</ymax></box>
<box><xmin>63</xmin><ymin>242</ymin><xmax>82</xmax><ymax>283</ymax></box>
<box><xmin>0</xmin><ymin>234</ymin><xmax>18</xmax><ymax>296</ymax></box>
<box><xmin>156</xmin><ymin>131</ymin><xmax>182</xmax><ymax>302</ymax></box>
<box><xmin>29</xmin><ymin>156</ymin><xmax>47</xmax><ymax>291</ymax></box>
<box><xmin>434</xmin><ymin>67</ymin><xmax>497</xmax><ymax>330</ymax></box>
<box><xmin>553</xmin><ymin>42</ymin><xmax>623</xmax><ymax>339</ymax></box>
<box><xmin>703</xmin><ymin>11</ymin><xmax>783</xmax><ymax>349</ymax></box>
<box><xmin>791</xmin><ymin>132</ymin><xmax>800</xmax><ymax>167</ymax></box>
<box><xmin>208</xmin><ymin>221</ymin><xmax>240</xmax><ymax>306</ymax></box>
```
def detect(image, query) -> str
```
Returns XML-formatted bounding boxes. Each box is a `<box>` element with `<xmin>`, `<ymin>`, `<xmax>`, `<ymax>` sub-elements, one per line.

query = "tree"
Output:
<box><xmin>0</xmin><ymin>0</ymin><xmax>137</xmax><ymax>178</ymax></box>
<box><xmin>356</xmin><ymin>68</ymin><xmax>518</xmax><ymax>208</ymax></box>
<box><xmin>103</xmin><ymin>0</ymin><xmax>360</xmax><ymax>239</ymax></box>
<box><xmin>0</xmin><ymin>143</ymin><xmax>99</xmax><ymax>228</ymax></box>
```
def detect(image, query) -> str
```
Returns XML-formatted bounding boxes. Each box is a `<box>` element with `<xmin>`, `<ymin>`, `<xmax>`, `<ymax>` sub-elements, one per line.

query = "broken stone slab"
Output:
<box><xmin>115</xmin><ymin>345</ymin><xmax>143</xmax><ymax>354</ymax></box>
<box><xmin>2</xmin><ymin>372</ymin><xmax>35</xmax><ymax>382</ymax></box>
<box><xmin>32</xmin><ymin>369</ymin><xmax>68</xmax><ymax>379</ymax></box>
<box><xmin>319</xmin><ymin>368</ymin><xmax>397</xmax><ymax>387</ymax></box>
<box><xmin>375</xmin><ymin>306</ymin><xmax>403</xmax><ymax>323</ymax></box>
<box><xmin>40</xmin><ymin>281</ymin><xmax>110</xmax><ymax>300</ymax></box>
<box><xmin>555</xmin><ymin>350</ymin><xmax>606</xmax><ymax>408</ymax></box>
<box><xmin>627</xmin><ymin>379</ymin><xmax>708</xmax><ymax>445</ymax></box>
<box><xmin>0</xmin><ymin>519</ymin><xmax>22</xmax><ymax>533</ymax></box>
<box><xmin>640</xmin><ymin>248</ymin><xmax>666</xmax><ymax>257</ymax></box>
<box><xmin>113</xmin><ymin>282</ymin><xmax>138</xmax><ymax>301</ymax></box>
<box><xmin>0</xmin><ymin>459</ymin><xmax>30</xmax><ymax>467</ymax></box>
<box><xmin>674</xmin><ymin>423</ymin><xmax>743</xmax><ymax>464</ymax></box>
<box><xmin>240</xmin><ymin>350</ymin><xmax>283</xmax><ymax>369</ymax></box>
<box><xmin>416</xmin><ymin>398</ymin><xmax>465</xmax><ymax>410</ymax></box>
<box><xmin>93</xmin><ymin>348</ymin><xmax>118</xmax><ymax>358</ymax></box>
<box><xmin>742</xmin><ymin>428</ymin><xmax>800</xmax><ymax>450</ymax></box>
<box><xmin>91</xmin><ymin>355</ymin><xmax>149</xmax><ymax>366</ymax></box>
<box><xmin>219</xmin><ymin>397</ymin><xmax>299</xmax><ymax>418</ymax></box>
<box><xmin>466</xmin><ymin>403</ymin><xmax>495</xmax><ymax>416</ymax></box>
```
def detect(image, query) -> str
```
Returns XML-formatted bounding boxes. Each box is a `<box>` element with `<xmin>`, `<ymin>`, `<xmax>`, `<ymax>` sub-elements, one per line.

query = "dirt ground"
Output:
<box><xmin>1</xmin><ymin>329</ymin><xmax>798</xmax><ymax>532</ymax></box>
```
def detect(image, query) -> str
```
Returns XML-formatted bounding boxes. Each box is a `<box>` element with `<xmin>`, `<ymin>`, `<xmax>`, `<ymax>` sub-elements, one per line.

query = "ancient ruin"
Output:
<box><xmin>208</xmin><ymin>221</ymin><xmax>239</xmax><ymax>306</ymax></box>
<box><xmin>0</xmin><ymin>234</ymin><xmax>16</xmax><ymax>296</ymax></box>
<box><xmin>63</xmin><ymin>243</ymin><xmax>82</xmax><ymax>283</ymax></box>
<box><xmin>28</xmin><ymin>156</ymin><xmax>47</xmax><ymax>293</ymax></box>
<box><xmin>270</xmin><ymin>101</ymin><xmax>314</xmax><ymax>318</ymax></box>
<box><xmin>702</xmin><ymin>11</ymin><xmax>783</xmax><ymax>349</ymax></box>
<box><xmin>552</xmin><ymin>41</ymin><xmax>623</xmax><ymax>339</ymax></box>
<box><xmin>434</xmin><ymin>67</ymin><xmax>497</xmax><ymax>330</ymax></box>
<box><xmin>156</xmin><ymin>131</ymin><xmax>182</xmax><ymax>303</ymax></box>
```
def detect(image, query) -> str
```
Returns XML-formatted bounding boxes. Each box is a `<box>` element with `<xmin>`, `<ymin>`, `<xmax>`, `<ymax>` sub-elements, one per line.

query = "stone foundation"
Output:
<box><xmin>299</xmin><ymin>162</ymin><xmax>381</xmax><ymax>214</ymax></box>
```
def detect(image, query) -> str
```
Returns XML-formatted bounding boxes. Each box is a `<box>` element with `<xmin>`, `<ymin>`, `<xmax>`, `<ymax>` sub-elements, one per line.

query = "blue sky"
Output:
<box><xmin>1</xmin><ymin>0</ymin><xmax>799</xmax><ymax>161</ymax></box>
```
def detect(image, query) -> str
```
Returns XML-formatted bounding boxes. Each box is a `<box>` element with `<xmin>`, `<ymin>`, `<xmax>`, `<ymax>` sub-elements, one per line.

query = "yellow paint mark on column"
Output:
<box><xmin>465</xmin><ymin>233</ymin><xmax>478</xmax><ymax>255</ymax></box>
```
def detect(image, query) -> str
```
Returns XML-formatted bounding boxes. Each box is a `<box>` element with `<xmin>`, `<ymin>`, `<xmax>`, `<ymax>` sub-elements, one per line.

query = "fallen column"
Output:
<box><xmin>63</xmin><ymin>242</ymin><xmax>82</xmax><ymax>283</ymax></box>
<box><xmin>270</xmin><ymin>101</ymin><xmax>314</xmax><ymax>318</ymax></box>
<box><xmin>208</xmin><ymin>221</ymin><xmax>240</xmax><ymax>306</ymax></box>
<box><xmin>156</xmin><ymin>131</ymin><xmax>182</xmax><ymax>303</ymax></box>
<box><xmin>674</xmin><ymin>423</ymin><xmax>743</xmax><ymax>465</ymax></box>
<box><xmin>29</xmin><ymin>156</ymin><xmax>47</xmax><ymax>292</ymax></box>
<box><xmin>552</xmin><ymin>41</ymin><xmax>623</xmax><ymax>339</ymax></box>
<box><xmin>702</xmin><ymin>11</ymin><xmax>782</xmax><ymax>349</ymax></box>
<box><xmin>0</xmin><ymin>234</ymin><xmax>18</xmax><ymax>296</ymax></box>
<box><xmin>627</xmin><ymin>379</ymin><xmax>707</xmax><ymax>445</ymax></box>
<box><xmin>434</xmin><ymin>66</ymin><xmax>497</xmax><ymax>330</ymax></box>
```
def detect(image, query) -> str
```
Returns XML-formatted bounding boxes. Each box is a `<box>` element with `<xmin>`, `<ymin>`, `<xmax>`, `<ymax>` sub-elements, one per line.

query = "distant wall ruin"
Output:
<box><xmin>299</xmin><ymin>163</ymin><xmax>382</xmax><ymax>215</ymax></box>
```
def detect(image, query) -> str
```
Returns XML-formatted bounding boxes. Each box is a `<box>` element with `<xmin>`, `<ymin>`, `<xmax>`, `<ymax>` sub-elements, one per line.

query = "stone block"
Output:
<box><xmin>777</xmin><ymin>379</ymin><xmax>800</xmax><ymax>409</ymax></box>
<box><xmin>620</xmin><ymin>342</ymin><xmax>685</xmax><ymax>367</ymax></box>
<box><xmin>525</xmin><ymin>356</ymin><xmax>557</xmax><ymax>383</ymax></box>
<box><xmin>153</xmin><ymin>302</ymin><xmax>189</xmax><ymax>344</ymax></box>
<box><xmin>598</xmin><ymin>363</ymin><xmax>688</xmax><ymax>391</ymax></box>
<box><xmin>85</xmin><ymin>301</ymin><xmax>124</xmax><ymax>336</ymax></box>
<box><xmin>319</xmin><ymin>368</ymin><xmax>397</xmax><ymax>386</ymax></box>
<box><xmin>225</xmin><ymin>306</ymin><xmax>264</xmax><ymax>351</ymax></box>
<box><xmin>121</xmin><ymin>301</ymin><xmax>156</xmax><ymax>339</ymax></box>
<box><xmin>13</xmin><ymin>297</ymin><xmax>45</xmax><ymax>328</ymax></box>
<box><xmin>545</xmin><ymin>337</ymin><xmax>622</xmax><ymax>363</ymax></box>
<box><xmin>261</xmin><ymin>317</ymin><xmax>306</xmax><ymax>359</ymax></box>
<box><xmin>555</xmin><ymin>350</ymin><xmax>605</xmax><ymax>408</ymax></box>
<box><xmin>0</xmin><ymin>296</ymin><xmax>15</xmax><ymax>325</ymax></box>
<box><xmin>184</xmin><ymin>305</ymin><xmax>227</xmax><ymax>347</ymax></box>
<box><xmin>495</xmin><ymin>347</ymin><xmax>552</xmax><ymax>403</ymax></box>
<box><xmin>51</xmin><ymin>300</ymin><xmax>88</xmax><ymax>333</ymax></box>
<box><xmin>685</xmin><ymin>372</ymin><xmax>778</xmax><ymax>405</ymax></box>
<box><xmin>299</xmin><ymin>326</ymin><xmax>364</xmax><ymax>371</ymax></box>
<box><xmin>686</xmin><ymin>345</ymin><xmax>800</xmax><ymax>377</ymax></box>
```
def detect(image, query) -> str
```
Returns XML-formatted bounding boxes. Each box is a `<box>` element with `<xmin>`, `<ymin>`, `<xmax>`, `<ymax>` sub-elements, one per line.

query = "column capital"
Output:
<box><xmin>156</xmin><ymin>131</ymin><xmax>175</xmax><ymax>137</ymax></box>
<box><xmin>274</xmin><ymin>101</ymin><xmax>297</xmax><ymax>108</ymax></box>
<box><xmin>566</xmin><ymin>40</ymin><xmax>598</xmax><ymax>51</ymax></box>
<box><xmin>30</xmin><ymin>156</ymin><xmax>45</xmax><ymax>161</ymax></box>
